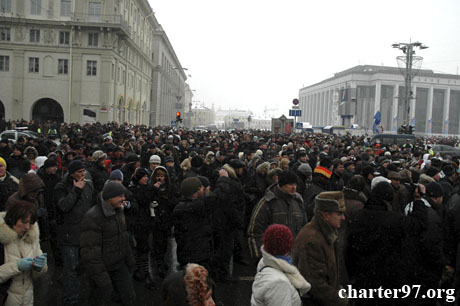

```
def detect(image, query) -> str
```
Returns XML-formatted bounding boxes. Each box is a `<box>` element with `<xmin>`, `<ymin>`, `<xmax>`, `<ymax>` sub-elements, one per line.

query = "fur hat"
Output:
<box><xmin>297</xmin><ymin>163</ymin><xmax>312</xmax><ymax>176</ymax></box>
<box><xmin>371</xmin><ymin>176</ymin><xmax>391</xmax><ymax>190</ymax></box>
<box><xmin>102</xmin><ymin>181</ymin><xmax>126</xmax><ymax>200</ymax></box>
<box><xmin>315</xmin><ymin>191</ymin><xmax>346</xmax><ymax>213</ymax></box>
<box><xmin>92</xmin><ymin>150</ymin><xmax>107</xmax><ymax>161</ymax></box>
<box><xmin>263</xmin><ymin>224</ymin><xmax>293</xmax><ymax>256</ymax></box>
<box><xmin>387</xmin><ymin>171</ymin><xmax>402</xmax><ymax>180</ymax></box>
<box><xmin>371</xmin><ymin>181</ymin><xmax>394</xmax><ymax>202</ymax></box>
<box><xmin>278</xmin><ymin>170</ymin><xmax>297</xmax><ymax>186</ymax></box>
<box><xmin>181</xmin><ymin>177</ymin><xmax>202</xmax><ymax>198</ymax></box>
<box><xmin>68</xmin><ymin>160</ymin><xmax>85</xmax><ymax>174</ymax></box>
<box><xmin>426</xmin><ymin>182</ymin><xmax>444</xmax><ymax>198</ymax></box>
<box><xmin>149</xmin><ymin>154</ymin><xmax>161</xmax><ymax>164</ymax></box>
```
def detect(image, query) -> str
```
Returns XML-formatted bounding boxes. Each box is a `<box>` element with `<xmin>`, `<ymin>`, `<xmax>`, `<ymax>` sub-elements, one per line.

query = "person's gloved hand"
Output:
<box><xmin>33</xmin><ymin>253</ymin><xmax>47</xmax><ymax>271</ymax></box>
<box><xmin>17</xmin><ymin>258</ymin><xmax>34</xmax><ymax>272</ymax></box>
<box><xmin>37</xmin><ymin>208</ymin><xmax>48</xmax><ymax>219</ymax></box>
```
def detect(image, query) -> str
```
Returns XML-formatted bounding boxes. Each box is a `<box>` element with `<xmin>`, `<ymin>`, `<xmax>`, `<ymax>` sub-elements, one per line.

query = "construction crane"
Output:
<box><xmin>264</xmin><ymin>107</ymin><xmax>278</xmax><ymax>118</ymax></box>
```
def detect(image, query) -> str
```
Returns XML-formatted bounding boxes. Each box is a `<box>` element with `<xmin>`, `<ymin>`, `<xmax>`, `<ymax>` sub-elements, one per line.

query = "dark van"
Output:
<box><xmin>370</xmin><ymin>133</ymin><xmax>416</xmax><ymax>147</ymax></box>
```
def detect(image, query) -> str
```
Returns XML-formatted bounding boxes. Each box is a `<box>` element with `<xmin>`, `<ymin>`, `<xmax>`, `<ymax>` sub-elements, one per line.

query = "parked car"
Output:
<box><xmin>431</xmin><ymin>144</ymin><xmax>460</xmax><ymax>157</ymax></box>
<box><xmin>0</xmin><ymin>129</ymin><xmax>39</xmax><ymax>143</ymax></box>
<box><xmin>370</xmin><ymin>133</ymin><xmax>416</xmax><ymax>147</ymax></box>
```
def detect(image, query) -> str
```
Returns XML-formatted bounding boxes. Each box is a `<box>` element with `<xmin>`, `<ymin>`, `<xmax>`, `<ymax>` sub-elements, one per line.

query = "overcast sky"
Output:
<box><xmin>148</xmin><ymin>0</ymin><xmax>460</xmax><ymax>118</ymax></box>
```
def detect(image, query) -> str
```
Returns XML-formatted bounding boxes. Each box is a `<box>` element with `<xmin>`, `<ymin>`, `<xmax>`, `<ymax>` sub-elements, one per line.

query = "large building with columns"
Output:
<box><xmin>299</xmin><ymin>65</ymin><xmax>460</xmax><ymax>135</ymax></box>
<box><xmin>0</xmin><ymin>0</ymin><xmax>191</xmax><ymax>127</ymax></box>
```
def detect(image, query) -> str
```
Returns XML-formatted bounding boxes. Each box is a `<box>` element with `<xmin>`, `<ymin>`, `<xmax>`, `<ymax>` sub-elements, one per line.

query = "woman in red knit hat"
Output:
<box><xmin>251</xmin><ymin>224</ymin><xmax>311</xmax><ymax>306</ymax></box>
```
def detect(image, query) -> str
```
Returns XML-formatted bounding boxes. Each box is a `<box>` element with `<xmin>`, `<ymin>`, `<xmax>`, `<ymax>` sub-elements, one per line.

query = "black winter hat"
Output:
<box><xmin>43</xmin><ymin>158</ymin><xmax>58</xmax><ymax>169</ymax></box>
<box><xmin>425</xmin><ymin>167</ymin><xmax>439</xmax><ymax>178</ymax></box>
<box><xmin>133</xmin><ymin>168</ymin><xmax>148</xmax><ymax>183</ymax></box>
<box><xmin>102</xmin><ymin>181</ymin><xmax>126</xmax><ymax>200</ymax></box>
<box><xmin>229</xmin><ymin>159</ymin><xmax>245</xmax><ymax>169</ymax></box>
<box><xmin>191</xmin><ymin>156</ymin><xmax>203</xmax><ymax>168</ymax></box>
<box><xmin>442</xmin><ymin>165</ymin><xmax>456</xmax><ymax>177</ymax></box>
<box><xmin>181</xmin><ymin>177</ymin><xmax>202</xmax><ymax>198</ymax></box>
<box><xmin>278</xmin><ymin>170</ymin><xmax>298</xmax><ymax>187</ymax></box>
<box><xmin>370</xmin><ymin>181</ymin><xmax>394</xmax><ymax>202</ymax></box>
<box><xmin>426</xmin><ymin>182</ymin><xmax>444</xmax><ymax>198</ymax></box>
<box><xmin>68</xmin><ymin>160</ymin><xmax>85</xmax><ymax>174</ymax></box>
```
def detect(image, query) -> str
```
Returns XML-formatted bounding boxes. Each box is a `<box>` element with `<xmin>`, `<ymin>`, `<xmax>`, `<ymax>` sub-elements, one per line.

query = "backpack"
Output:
<box><xmin>0</xmin><ymin>242</ymin><xmax>12</xmax><ymax>305</ymax></box>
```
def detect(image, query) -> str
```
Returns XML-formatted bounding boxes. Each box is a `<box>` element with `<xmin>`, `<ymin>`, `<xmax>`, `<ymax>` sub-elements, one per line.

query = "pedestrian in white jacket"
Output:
<box><xmin>0</xmin><ymin>200</ymin><xmax>47</xmax><ymax>306</ymax></box>
<box><xmin>251</xmin><ymin>224</ymin><xmax>311</xmax><ymax>306</ymax></box>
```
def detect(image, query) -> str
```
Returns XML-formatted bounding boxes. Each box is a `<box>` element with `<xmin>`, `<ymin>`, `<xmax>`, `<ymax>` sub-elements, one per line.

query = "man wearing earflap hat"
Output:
<box><xmin>292</xmin><ymin>191</ymin><xmax>348</xmax><ymax>306</ymax></box>
<box><xmin>248</xmin><ymin>170</ymin><xmax>307</xmax><ymax>259</ymax></box>
<box><xmin>344</xmin><ymin>180</ymin><xmax>428</xmax><ymax>306</ymax></box>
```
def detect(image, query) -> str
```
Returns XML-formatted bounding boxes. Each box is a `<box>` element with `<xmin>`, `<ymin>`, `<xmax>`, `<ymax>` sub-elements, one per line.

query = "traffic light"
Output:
<box><xmin>176</xmin><ymin>112</ymin><xmax>182</xmax><ymax>123</ymax></box>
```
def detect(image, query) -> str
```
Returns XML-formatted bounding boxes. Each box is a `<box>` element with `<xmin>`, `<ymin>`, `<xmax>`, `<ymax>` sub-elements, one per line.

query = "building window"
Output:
<box><xmin>60</xmin><ymin>0</ymin><xmax>71</xmax><ymax>17</ymax></box>
<box><xmin>0</xmin><ymin>27</ymin><xmax>10</xmax><ymax>41</ymax></box>
<box><xmin>29</xmin><ymin>57</ymin><xmax>39</xmax><ymax>73</ymax></box>
<box><xmin>59</xmin><ymin>31</ymin><xmax>70</xmax><ymax>44</ymax></box>
<box><xmin>87</xmin><ymin>60</ymin><xmax>97</xmax><ymax>76</ymax></box>
<box><xmin>30</xmin><ymin>29</ymin><xmax>40</xmax><ymax>43</ymax></box>
<box><xmin>88</xmin><ymin>33</ymin><xmax>98</xmax><ymax>46</ymax></box>
<box><xmin>0</xmin><ymin>0</ymin><xmax>11</xmax><ymax>13</ymax></box>
<box><xmin>58</xmin><ymin>59</ymin><xmax>68</xmax><ymax>74</ymax></box>
<box><xmin>0</xmin><ymin>55</ymin><xmax>9</xmax><ymax>71</ymax></box>
<box><xmin>31</xmin><ymin>0</ymin><xmax>41</xmax><ymax>15</ymax></box>
<box><xmin>88</xmin><ymin>2</ymin><xmax>101</xmax><ymax>21</ymax></box>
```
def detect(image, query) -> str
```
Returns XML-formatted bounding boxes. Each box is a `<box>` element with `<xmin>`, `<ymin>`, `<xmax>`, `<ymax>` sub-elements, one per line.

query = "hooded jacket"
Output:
<box><xmin>0</xmin><ymin>212</ymin><xmax>47</xmax><ymax>306</ymax></box>
<box><xmin>248</xmin><ymin>184</ymin><xmax>307</xmax><ymax>259</ymax></box>
<box><xmin>251</xmin><ymin>248</ymin><xmax>311</xmax><ymax>306</ymax></box>
<box><xmin>5</xmin><ymin>173</ymin><xmax>45</xmax><ymax>210</ymax></box>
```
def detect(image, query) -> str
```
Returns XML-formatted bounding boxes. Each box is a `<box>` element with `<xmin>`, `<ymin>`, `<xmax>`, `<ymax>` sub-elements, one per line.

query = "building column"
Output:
<box><xmin>392</xmin><ymin>84</ymin><xmax>398</xmax><ymax>132</ymax></box>
<box><xmin>427</xmin><ymin>86</ymin><xmax>434</xmax><ymax>134</ymax></box>
<box><xmin>12</xmin><ymin>50</ymin><xmax>24</xmax><ymax>120</ymax></box>
<box><xmin>374</xmin><ymin>81</ymin><xmax>381</xmax><ymax>115</ymax></box>
<box><xmin>443</xmin><ymin>88</ymin><xmax>451</xmax><ymax>134</ymax></box>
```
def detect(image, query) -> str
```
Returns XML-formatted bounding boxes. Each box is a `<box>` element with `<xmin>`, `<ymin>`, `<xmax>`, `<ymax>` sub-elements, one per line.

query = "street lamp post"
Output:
<box><xmin>392</xmin><ymin>41</ymin><xmax>428</xmax><ymax>130</ymax></box>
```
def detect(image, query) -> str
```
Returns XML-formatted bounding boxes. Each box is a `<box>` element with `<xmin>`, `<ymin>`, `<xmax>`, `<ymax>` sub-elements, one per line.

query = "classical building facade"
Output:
<box><xmin>0</xmin><ymin>0</ymin><xmax>190</xmax><ymax>127</ymax></box>
<box><xmin>190</xmin><ymin>104</ymin><xmax>215</xmax><ymax>128</ymax></box>
<box><xmin>299</xmin><ymin>65</ymin><xmax>460</xmax><ymax>135</ymax></box>
<box><xmin>150</xmin><ymin>27</ymin><xmax>190</xmax><ymax>127</ymax></box>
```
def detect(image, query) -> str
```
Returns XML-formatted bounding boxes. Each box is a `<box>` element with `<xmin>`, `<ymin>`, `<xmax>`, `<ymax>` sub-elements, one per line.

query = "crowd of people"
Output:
<box><xmin>1</xmin><ymin>119</ymin><xmax>460</xmax><ymax>305</ymax></box>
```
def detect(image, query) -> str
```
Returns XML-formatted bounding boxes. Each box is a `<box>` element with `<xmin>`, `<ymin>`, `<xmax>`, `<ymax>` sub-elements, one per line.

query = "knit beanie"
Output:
<box><xmin>181</xmin><ymin>177</ymin><xmax>202</xmax><ymax>198</ymax></box>
<box><xmin>313</xmin><ymin>166</ymin><xmax>332</xmax><ymax>180</ymax></box>
<box><xmin>263</xmin><ymin>224</ymin><xmax>294</xmax><ymax>256</ymax></box>
<box><xmin>109</xmin><ymin>169</ymin><xmax>124</xmax><ymax>181</ymax></box>
<box><xmin>68</xmin><ymin>160</ymin><xmax>85</xmax><ymax>174</ymax></box>
<box><xmin>426</xmin><ymin>182</ymin><xmax>444</xmax><ymax>198</ymax></box>
<box><xmin>278</xmin><ymin>170</ymin><xmax>298</xmax><ymax>186</ymax></box>
<box><xmin>0</xmin><ymin>157</ymin><xmax>6</xmax><ymax>169</ymax></box>
<box><xmin>149</xmin><ymin>154</ymin><xmax>161</xmax><ymax>164</ymax></box>
<box><xmin>102</xmin><ymin>181</ymin><xmax>126</xmax><ymax>200</ymax></box>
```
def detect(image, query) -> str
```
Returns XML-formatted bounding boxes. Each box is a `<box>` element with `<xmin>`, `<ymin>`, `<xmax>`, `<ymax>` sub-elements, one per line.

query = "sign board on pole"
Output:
<box><xmin>289</xmin><ymin>109</ymin><xmax>302</xmax><ymax>117</ymax></box>
<box><xmin>296</xmin><ymin>122</ymin><xmax>303</xmax><ymax>129</ymax></box>
<box><xmin>171</xmin><ymin>120</ymin><xmax>177</xmax><ymax>127</ymax></box>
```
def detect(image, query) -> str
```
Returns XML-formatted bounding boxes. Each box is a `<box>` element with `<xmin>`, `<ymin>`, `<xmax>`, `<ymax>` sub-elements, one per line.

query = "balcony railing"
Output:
<box><xmin>72</xmin><ymin>13</ymin><xmax>130</xmax><ymax>34</ymax></box>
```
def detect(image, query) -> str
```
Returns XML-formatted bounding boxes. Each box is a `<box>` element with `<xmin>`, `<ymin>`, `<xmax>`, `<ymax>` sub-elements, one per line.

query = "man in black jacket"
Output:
<box><xmin>54</xmin><ymin>160</ymin><xmax>93</xmax><ymax>306</ymax></box>
<box><xmin>80</xmin><ymin>181</ymin><xmax>136</xmax><ymax>306</ymax></box>
<box><xmin>87</xmin><ymin>150</ymin><xmax>108</xmax><ymax>202</ymax></box>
